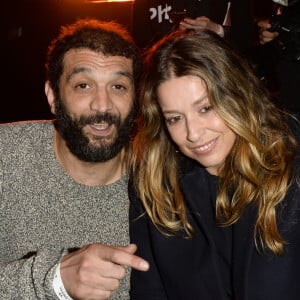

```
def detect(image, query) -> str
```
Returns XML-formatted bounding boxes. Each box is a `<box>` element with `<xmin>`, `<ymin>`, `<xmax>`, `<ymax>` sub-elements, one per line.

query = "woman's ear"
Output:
<box><xmin>45</xmin><ymin>81</ymin><xmax>56</xmax><ymax>115</ymax></box>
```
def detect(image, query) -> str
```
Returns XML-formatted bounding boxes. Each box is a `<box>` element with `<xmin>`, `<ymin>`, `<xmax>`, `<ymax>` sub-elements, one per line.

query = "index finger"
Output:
<box><xmin>109</xmin><ymin>247</ymin><xmax>150</xmax><ymax>272</ymax></box>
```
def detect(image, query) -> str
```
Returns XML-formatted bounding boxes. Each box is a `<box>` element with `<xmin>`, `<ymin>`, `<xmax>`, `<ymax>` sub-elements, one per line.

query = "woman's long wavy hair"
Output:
<box><xmin>131</xmin><ymin>29</ymin><xmax>297</xmax><ymax>255</ymax></box>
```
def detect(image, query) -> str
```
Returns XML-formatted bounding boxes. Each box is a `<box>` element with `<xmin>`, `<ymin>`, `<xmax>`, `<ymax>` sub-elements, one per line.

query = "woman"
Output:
<box><xmin>130</xmin><ymin>29</ymin><xmax>300</xmax><ymax>299</ymax></box>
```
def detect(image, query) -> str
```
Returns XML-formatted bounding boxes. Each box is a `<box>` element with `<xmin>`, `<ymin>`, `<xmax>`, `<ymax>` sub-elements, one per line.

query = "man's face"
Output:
<box><xmin>54</xmin><ymin>49</ymin><xmax>135</xmax><ymax>162</ymax></box>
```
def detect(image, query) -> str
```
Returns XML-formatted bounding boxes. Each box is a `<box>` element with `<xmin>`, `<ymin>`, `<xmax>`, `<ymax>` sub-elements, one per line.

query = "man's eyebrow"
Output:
<box><xmin>116</xmin><ymin>70</ymin><xmax>134</xmax><ymax>81</ymax></box>
<box><xmin>66</xmin><ymin>68</ymin><xmax>133</xmax><ymax>82</ymax></box>
<box><xmin>67</xmin><ymin>66</ymin><xmax>91</xmax><ymax>82</ymax></box>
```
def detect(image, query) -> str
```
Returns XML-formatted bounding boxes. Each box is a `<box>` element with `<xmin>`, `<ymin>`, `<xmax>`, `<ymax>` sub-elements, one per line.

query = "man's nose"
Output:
<box><xmin>90</xmin><ymin>88</ymin><xmax>113</xmax><ymax>112</ymax></box>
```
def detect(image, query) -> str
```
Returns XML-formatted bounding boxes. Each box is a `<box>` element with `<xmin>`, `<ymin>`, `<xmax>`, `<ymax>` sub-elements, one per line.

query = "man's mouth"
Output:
<box><xmin>90</xmin><ymin>122</ymin><xmax>111</xmax><ymax>130</ymax></box>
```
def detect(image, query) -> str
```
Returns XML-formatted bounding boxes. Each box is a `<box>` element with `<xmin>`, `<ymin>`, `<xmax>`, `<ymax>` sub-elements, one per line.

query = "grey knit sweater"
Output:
<box><xmin>0</xmin><ymin>121</ymin><xmax>131</xmax><ymax>299</ymax></box>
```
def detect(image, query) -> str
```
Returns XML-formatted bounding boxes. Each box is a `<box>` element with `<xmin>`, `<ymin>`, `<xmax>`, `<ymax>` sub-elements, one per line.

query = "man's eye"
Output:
<box><xmin>165</xmin><ymin>115</ymin><xmax>182</xmax><ymax>125</ymax></box>
<box><xmin>75</xmin><ymin>83</ymin><xmax>90</xmax><ymax>89</ymax></box>
<box><xmin>113</xmin><ymin>84</ymin><xmax>126</xmax><ymax>90</ymax></box>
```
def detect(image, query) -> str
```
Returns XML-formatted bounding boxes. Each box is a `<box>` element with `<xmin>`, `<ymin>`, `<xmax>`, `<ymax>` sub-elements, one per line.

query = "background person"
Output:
<box><xmin>256</xmin><ymin>0</ymin><xmax>300</xmax><ymax>113</ymax></box>
<box><xmin>132</xmin><ymin>0</ymin><xmax>255</xmax><ymax>57</ymax></box>
<box><xmin>0</xmin><ymin>18</ymin><xmax>149</xmax><ymax>300</ymax></box>
<box><xmin>131</xmin><ymin>29</ymin><xmax>300</xmax><ymax>299</ymax></box>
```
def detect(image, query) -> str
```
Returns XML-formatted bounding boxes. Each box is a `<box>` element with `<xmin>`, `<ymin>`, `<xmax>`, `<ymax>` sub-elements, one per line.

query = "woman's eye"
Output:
<box><xmin>200</xmin><ymin>105</ymin><xmax>212</xmax><ymax>113</ymax></box>
<box><xmin>165</xmin><ymin>115</ymin><xmax>182</xmax><ymax>125</ymax></box>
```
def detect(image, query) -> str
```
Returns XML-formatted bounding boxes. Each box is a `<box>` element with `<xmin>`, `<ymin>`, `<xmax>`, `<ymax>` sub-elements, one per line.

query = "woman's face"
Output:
<box><xmin>157</xmin><ymin>75</ymin><xmax>236</xmax><ymax>175</ymax></box>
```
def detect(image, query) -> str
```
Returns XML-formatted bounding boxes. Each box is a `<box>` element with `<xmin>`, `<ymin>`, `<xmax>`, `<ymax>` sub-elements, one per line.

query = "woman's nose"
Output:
<box><xmin>186</xmin><ymin>117</ymin><xmax>204</xmax><ymax>143</ymax></box>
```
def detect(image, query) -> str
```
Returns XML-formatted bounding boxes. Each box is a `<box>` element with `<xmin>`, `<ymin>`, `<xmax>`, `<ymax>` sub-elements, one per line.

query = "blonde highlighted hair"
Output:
<box><xmin>131</xmin><ymin>29</ymin><xmax>298</xmax><ymax>255</ymax></box>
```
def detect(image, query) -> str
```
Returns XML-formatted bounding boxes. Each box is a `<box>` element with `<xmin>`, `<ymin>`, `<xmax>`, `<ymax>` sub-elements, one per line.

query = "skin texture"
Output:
<box><xmin>157</xmin><ymin>75</ymin><xmax>236</xmax><ymax>176</ymax></box>
<box><xmin>45</xmin><ymin>49</ymin><xmax>149</xmax><ymax>300</ymax></box>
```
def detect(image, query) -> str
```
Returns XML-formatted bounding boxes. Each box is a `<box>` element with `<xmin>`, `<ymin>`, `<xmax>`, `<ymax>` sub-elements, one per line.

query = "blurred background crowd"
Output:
<box><xmin>2</xmin><ymin>0</ymin><xmax>300</xmax><ymax>123</ymax></box>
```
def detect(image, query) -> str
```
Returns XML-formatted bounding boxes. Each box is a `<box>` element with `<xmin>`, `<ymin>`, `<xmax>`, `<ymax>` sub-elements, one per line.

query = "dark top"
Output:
<box><xmin>130</xmin><ymin>118</ymin><xmax>300</xmax><ymax>300</ymax></box>
<box><xmin>232</xmin><ymin>118</ymin><xmax>300</xmax><ymax>300</ymax></box>
<box><xmin>129</xmin><ymin>161</ymin><xmax>232</xmax><ymax>299</ymax></box>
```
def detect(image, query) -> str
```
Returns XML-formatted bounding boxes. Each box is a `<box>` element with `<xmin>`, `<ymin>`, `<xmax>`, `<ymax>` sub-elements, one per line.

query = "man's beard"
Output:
<box><xmin>54</xmin><ymin>99</ymin><xmax>135</xmax><ymax>163</ymax></box>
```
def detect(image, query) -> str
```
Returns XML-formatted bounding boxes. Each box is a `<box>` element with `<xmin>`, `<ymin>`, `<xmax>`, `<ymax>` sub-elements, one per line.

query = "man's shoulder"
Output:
<box><xmin>0</xmin><ymin>120</ymin><xmax>55</xmax><ymax>148</ymax></box>
<box><xmin>0</xmin><ymin>120</ymin><xmax>54</xmax><ymax>134</ymax></box>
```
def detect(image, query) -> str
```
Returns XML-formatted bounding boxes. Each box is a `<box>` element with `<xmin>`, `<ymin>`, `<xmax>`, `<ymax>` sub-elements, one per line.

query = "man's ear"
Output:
<box><xmin>45</xmin><ymin>81</ymin><xmax>56</xmax><ymax>115</ymax></box>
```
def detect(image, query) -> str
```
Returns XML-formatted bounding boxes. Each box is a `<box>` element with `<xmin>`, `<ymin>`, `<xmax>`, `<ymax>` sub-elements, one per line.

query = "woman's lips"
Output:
<box><xmin>191</xmin><ymin>137</ymin><xmax>217</xmax><ymax>155</ymax></box>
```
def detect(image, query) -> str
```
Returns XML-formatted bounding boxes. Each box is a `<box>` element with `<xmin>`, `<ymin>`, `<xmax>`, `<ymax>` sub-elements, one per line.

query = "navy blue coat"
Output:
<box><xmin>231</xmin><ymin>118</ymin><xmax>300</xmax><ymax>300</ymax></box>
<box><xmin>129</xmin><ymin>162</ymin><xmax>232</xmax><ymax>299</ymax></box>
<box><xmin>130</xmin><ymin>118</ymin><xmax>300</xmax><ymax>300</ymax></box>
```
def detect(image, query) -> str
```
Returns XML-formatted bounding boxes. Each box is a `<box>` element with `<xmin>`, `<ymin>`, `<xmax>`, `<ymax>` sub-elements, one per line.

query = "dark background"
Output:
<box><xmin>2</xmin><ymin>0</ymin><xmax>134</xmax><ymax>123</ymax></box>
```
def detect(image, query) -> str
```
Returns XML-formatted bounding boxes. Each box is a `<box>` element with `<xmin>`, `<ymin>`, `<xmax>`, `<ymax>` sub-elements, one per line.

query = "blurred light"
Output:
<box><xmin>86</xmin><ymin>0</ymin><xmax>134</xmax><ymax>3</ymax></box>
<box><xmin>272</xmin><ymin>0</ymin><xmax>288</xmax><ymax>6</ymax></box>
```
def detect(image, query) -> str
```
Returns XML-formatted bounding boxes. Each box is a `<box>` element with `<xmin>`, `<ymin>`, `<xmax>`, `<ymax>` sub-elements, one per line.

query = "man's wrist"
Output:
<box><xmin>53</xmin><ymin>263</ymin><xmax>73</xmax><ymax>300</ymax></box>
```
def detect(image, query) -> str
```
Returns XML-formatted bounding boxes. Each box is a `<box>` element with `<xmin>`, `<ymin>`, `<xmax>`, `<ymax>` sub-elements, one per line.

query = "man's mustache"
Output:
<box><xmin>77</xmin><ymin>113</ymin><xmax>120</xmax><ymax>126</ymax></box>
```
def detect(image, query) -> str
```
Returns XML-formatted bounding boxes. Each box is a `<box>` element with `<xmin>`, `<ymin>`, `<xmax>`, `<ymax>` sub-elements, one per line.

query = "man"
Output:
<box><xmin>0</xmin><ymin>18</ymin><xmax>148</xmax><ymax>299</ymax></box>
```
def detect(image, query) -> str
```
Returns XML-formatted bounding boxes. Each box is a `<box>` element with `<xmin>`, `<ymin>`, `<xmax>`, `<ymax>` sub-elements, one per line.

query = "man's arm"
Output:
<box><xmin>0</xmin><ymin>245</ymin><xmax>148</xmax><ymax>300</ymax></box>
<box><xmin>0</xmin><ymin>248</ymin><xmax>64</xmax><ymax>299</ymax></box>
